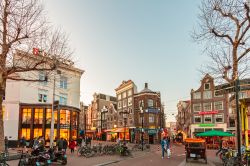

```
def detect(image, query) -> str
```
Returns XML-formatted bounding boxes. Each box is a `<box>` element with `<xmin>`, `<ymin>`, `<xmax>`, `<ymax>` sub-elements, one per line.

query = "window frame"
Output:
<box><xmin>214</xmin><ymin>101</ymin><xmax>223</xmax><ymax>110</ymax></box>
<box><xmin>204</xmin><ymin>83</ymin><xmax>210</xmax><ymax>90</ymax></box>
<box><xmin>215</xmin><ymin>114</ymin><xmax>224</xmax><ymax>123</ymax></box>
<box><xmin>193</xmin><ymin>103</ymin><xmax>201</xmax><ymax>112</ymax></box>
<box><xmin>203</xmin><ymin>91</ymin><xmax>212</xmax><ymax>99</ymax></box>
<box><xmin>204</xmin><ymin>115</ymin><xmax>212</xmax><ymax>123</ymax></box>
<box><xmin>193</xmin><ymin>92</ymin><xmax>201</xmax><ymax>99</ymax></box>
<box><xmin>194</xmin><ymin>115</ymin><xmax>201</xmax><ymax>123</ymax></box>
<box><xmin>60</xmin><ymin>76</ymin><xmax>68</xmax><ymax>89</ymax></box>
<box><xmin>203</xmin><ymin>102</ymin><xmax>212</xmax><ymax>111</ymax></box>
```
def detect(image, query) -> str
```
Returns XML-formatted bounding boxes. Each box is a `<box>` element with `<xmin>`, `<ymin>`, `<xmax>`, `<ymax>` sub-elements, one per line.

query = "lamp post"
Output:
<box><xmin>50</xmin><ymin>69</ymin><xmax>61</xmax><ymax>148</ymax></box>
<box><xmin>140</xmin><ymin>102</ymin><xmax>144</xmax><ymax>151</ymax></box>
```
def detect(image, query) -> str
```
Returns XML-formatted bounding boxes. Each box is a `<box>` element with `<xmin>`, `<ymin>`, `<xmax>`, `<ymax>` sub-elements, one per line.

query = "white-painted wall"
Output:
<box><xmin>3</xmin><ymin>66</ymin><xmax>83</xmax><ymax>141</ymax></box>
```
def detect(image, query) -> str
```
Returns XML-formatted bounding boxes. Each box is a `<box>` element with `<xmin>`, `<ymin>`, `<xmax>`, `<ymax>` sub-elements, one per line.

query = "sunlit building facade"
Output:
<box><xmin>3</xmin><ymin>53</ymin><xmax>84</xmax><ymax>146</ymax></box>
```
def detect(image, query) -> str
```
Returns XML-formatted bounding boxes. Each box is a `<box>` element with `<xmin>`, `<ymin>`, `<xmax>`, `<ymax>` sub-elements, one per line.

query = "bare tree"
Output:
<box><xmin>193</xmin><ymin>0</ymin><xmax>250</xmax><ymax>83</ymax></box>
<box><xmin>0</xmin><ymin>0</ymin><xmax>72</xmax><ymax>151</ymax></box>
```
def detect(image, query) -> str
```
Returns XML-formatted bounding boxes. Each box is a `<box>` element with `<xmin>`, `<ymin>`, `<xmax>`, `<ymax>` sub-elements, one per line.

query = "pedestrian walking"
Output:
<box><xmin>56</xmin><ymin>138</ymin><xmax>64</xmax><ymax>151</ymax></box>
<box><xmin>69</xmin><ymin>140</ymin><xmax>76</xmax><ymax>154</ymax></box>
<box><xmin>216</xmin><ymin>139</ymin><xmax>223</xmax><ymax>156</ymax></box>
<box><xmin>4</xmin><ymin>136</ymin><xmax>9</xmax><ymax>153</ymax></box>
<box><xmin>161</xmin><ymin>137</ymin><xmax>166</xmax><ymax>159</ymax></box>
<box><xmin>165</xmin><ymin>137</ymin><xmax>171</xmax><ymax>158</ymax></box>
<box><xmin>19</xmin><ymin>136</ymin><xmax>27</xmax><ymax>152</ymax></box>
<box><xmin>62</xmin><ymin>139</ymin><xmax>68</xmax><ymax>152</ymax></box>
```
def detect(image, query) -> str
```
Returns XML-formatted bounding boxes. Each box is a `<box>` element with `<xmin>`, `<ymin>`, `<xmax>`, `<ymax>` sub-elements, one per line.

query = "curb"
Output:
<box><xmin>94</xmin><ymin>160</ymin><xmax>121</xmax><ymax>166</ymax></box>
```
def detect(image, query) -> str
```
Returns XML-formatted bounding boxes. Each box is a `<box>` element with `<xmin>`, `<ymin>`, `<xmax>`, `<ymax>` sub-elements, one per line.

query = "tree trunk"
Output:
<box><xmin>0</xmin><ymin>73</ymin><xmax>6</xmax><ymax>152</ymax></box>
<box><xmin>232</xmin><ymin>47</ymin><xmax>238</xmax><ymax>80</ymax></box>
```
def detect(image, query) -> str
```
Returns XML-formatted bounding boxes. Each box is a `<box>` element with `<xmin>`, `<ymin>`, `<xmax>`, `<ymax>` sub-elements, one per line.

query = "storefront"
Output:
<box><xmin>134</xmin><ymin>128</ymin><xmax>160</xmax><ymax>144</ymax></box>
<box><xmin>105</xmin><ymin>128</ymin><xmax>129</xmax><ymax>141</ymax></box>
<box><xmin>19</xmin><ymin>104</ymin><xmax>80</xmax><ymax>145</ymax></box>
<box><xmin>190</xmin><ymin>123</ymin><xmax>227</xmax><ymax>138</ymax></box>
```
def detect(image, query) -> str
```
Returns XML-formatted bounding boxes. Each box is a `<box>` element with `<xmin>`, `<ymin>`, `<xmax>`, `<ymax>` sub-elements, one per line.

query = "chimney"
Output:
<box><xmin>145</xmin><ymin>83</ymin><xmax>148</xmax><ymax>89</ymax></box>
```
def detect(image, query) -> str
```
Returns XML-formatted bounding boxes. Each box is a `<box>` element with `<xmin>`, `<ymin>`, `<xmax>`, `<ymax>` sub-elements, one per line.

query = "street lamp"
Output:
<box><xmin>140</xmin><ymin>102</ymin><xmax>144</xmax><ymax>151</ymax></box>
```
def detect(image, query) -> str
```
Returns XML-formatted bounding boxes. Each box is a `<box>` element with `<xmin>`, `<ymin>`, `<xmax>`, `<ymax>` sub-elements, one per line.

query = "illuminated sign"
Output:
<box><xmin>199</xmin><ymin>124</ymin><xmax>215</xmax><ymax>127</ymax></box>
<box><xmin>199</xmin><ymin>111</ymin><xmax>218</xmax><ymax>115</ymax></box>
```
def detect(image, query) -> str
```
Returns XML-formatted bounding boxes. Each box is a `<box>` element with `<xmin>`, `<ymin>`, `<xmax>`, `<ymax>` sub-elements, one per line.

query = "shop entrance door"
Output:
<box><xmin>149</xmin><ymin>135</ymin><xmax>154</xmax><ymax>144</ymax></box>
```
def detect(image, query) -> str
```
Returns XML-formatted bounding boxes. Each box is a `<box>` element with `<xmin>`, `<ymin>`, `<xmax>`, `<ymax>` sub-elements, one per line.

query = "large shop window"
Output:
<box><xmin>46</xmin><ymin>109</ymin><xmax>58</xmax><ymax>124</ymax></box>
<box><xmin>34</xmin><ymin>109</ymin><xmax>43</xmax><ymax>124</ymax></box>
<box><xmin>21</xmin><ymin>128</ymin><xmax>30</xmax><ymax>140</ymax></box>
<box><xmin>45</xmin><ymin>129</ymin><xmax>57</xmax><ymax>141</ymax></box>
<box><xmin>34</xmin><ymin>128</ymin><xmax>43</xmax><ymax>138</ymax></box>
<box><xmin>215</xmin><ymin>114</ymin><xmax>224</xmax><ymax>123</ymax></box>
<box><xmin>60</xmin><ymin>129</ymin><xmax>70</xmax><ymax>140</ymax></box>
<box><xmin>72</xmin><ymin>112</ymin><xmax>78</xmax><ymax>127</ymax></box>
<box><xmin>72</xmin><ymin>130</ymin><xmax>77</xmax><ymax>140</ymax></box>
<box><xmin>194</xmin><ymin>115</ymin><xmax>201</xmax><ymax>123</ymax></box>
<box><xmin>60</xmin><ymin>110</ymin><xmax>70</xmax><ymax>126</ymax></box>
<box><xmin>22</xmin><ymin>108</ymin><xmax>32</xmax><ymax>124</ymax></box>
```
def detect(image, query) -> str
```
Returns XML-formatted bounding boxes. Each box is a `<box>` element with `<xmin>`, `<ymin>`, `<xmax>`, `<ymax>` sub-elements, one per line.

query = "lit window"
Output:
<box><xmin>34</xmin><ymin>109</ymin><xmax>43</xmax><ymax>124</ymax></box>
<box><xmin>22</xmin><ymin>108</ymin><xmax>32</xmax><ymax>124</ymax></box>
<box><xmin>60</xmin><ymin>76</ymin><xmax>67</xmax><ymax>89</ymax></box>
<box><xmin>203</xmin><ymin>103</ymin><xmax>212</xmax><ymax>111</ymax></box>
<box><xmin>214</xmin><ymin>101</ymin><xmax>223</xmax><ymax>110</ymax></box>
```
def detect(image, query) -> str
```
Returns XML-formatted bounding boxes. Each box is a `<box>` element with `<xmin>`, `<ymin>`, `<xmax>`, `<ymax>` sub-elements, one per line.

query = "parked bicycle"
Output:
<box><xmin>0</xmin><ymin>152</ymin><xmax>9</xmax><ymax>166</ymax></box>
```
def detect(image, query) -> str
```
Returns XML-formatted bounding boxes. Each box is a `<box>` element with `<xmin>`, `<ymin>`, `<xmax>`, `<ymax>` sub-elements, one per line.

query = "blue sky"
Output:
<box><xmin>43</xmin><ymin>0</ymin><xmax>208</xmax><ymax>122</ymax></box>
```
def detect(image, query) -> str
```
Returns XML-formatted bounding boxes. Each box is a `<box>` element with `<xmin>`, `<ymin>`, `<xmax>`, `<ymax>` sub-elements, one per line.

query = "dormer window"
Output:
<box><xmin>204</xmin><ymin>83</ymin><xmax>210</xmax><ymax>90</ymax></box>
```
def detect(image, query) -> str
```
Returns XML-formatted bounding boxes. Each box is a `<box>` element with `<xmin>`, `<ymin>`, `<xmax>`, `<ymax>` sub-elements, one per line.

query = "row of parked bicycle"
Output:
<box><xmin>0</xmin><ymin>137</ymin><xmax>68</xmax><ymax>166</ymax></box>
<box><xmin>77</xmin><ymin>143</ymin><xmax>150</xmax><ymax>158</ymax></box>
<box><xmin>219</xmin><ymin>147</ymin><xmax>250</xmax><ymax>166</ymax></box>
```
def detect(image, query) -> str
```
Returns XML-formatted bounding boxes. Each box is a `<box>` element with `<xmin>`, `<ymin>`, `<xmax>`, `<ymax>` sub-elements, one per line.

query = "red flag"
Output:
<box><xmin>33</xmin><ymin>48</ymin><xmax>39</xmax><ymax>55</ymax></box>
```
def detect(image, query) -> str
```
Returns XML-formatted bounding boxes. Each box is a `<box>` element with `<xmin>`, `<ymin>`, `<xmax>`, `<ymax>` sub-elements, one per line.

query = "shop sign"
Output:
<box><xmin>60</xmin><ymin>124</ymin><xmax>70</xmax><ymax>129</ymax></box>
<box><xmin>199</xmin><ymin>111</ymin><xmax>218</xmax><ymax>115</ymax></box>
<box><xmin>148</xmin><ymin>129</ymin><xmax>157</xmax><ymax>134</ymax></box>
<box><xmin>199</xmin><ymin>124</ymin><xmax>215</xmax><ymax>127</ymax></box>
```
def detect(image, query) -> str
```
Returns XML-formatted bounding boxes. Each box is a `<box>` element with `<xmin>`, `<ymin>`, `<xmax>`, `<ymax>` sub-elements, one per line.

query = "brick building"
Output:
<box><xmin>134</xmin><ymin>83</ymin><xmax>162</xmax><ymax>144</ymax></box>
<box><xmin>190</xmin><ymin>74</ymin><xmax>228</xmax><ymax>138</ymax></box>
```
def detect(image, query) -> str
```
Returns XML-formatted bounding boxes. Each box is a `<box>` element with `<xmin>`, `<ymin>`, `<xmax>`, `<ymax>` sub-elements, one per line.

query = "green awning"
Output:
<box><xmin>196</xmin><ymin>130</ymin><xmax>234</xmax><ymax>137</ymax></box>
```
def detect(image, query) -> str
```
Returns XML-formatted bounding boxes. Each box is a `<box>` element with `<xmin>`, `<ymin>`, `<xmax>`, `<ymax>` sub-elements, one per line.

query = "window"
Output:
<box><xmin>215</xmin><ymin>114</ymin><xmax>224</xmax><ymax>123</ymax></box>
<box><xmin>128</xmin><ymin>107</ymin><xmax>133</xmax><ymax>114</ymax></box>
<box><xmin>128</xmin><ymin>97</ymin><xmax>132</xmax><ymax>106</ymax></box>
<box><xmin>203</xmin><ymin>91</ymin><xmax>212</xmax><ymax>99</ymax></box>
<box><xmin>38</xmin><ymin>89</ymin><xmax>48</xmax><ymax>102</ymax></box>
<box><xmin>21</xmin><ymin>128</ymin><xmax>30</xmax><ymax>140</ymax></box>
<box><xmin>122</xmin><ymin>92</ymin><xmax>126</xmax><ymax>98</ymax></box>
<box><xmin>34</xmin><ymin>128</ymin><xmax>43</xmax><ymax>138</ymax></box>
<box><xmin>194</xmin><ymin>115</ymin><xmax>201</xmax><ymax>123</ymax></box>
<box><xmin>60</xmin><ymin>110</ymin><xmax>70</xmax><ymax>125</ymax></box>
<box><xmin>239</xmin><ymin>92</ymin><xmax>248</xmax><ymax>99</ymax></box>
<box><xmin>22</xmin><ymin>108</ymin><xmax>32</xmax><ymax>124</ymax></box>
<box><xmin>118</xmin><ymin>101</ymin><xmax>122</xmax><ymax>109</ymax></box>
<box><xmin>118</xmin><ymin>94</ymin><xmax>121</xmax><ymax>100</ymax></box>
<box><xmin>193</xmin><ymin>92</ymin><xmax>201</xmax><ymax>99</ymax></box>
<box><xmin>214</xmin><ymin>91</ymin><xmax>223</xmax><ymax>97</ymax></box>
<box><xmin>123</xmin><ymin>99</ymin><xmax>127</xmax><ymax>107</ymax></box>
<box><xmin>204</xmin><ymin>83</ymin><xmax>210</xmax><ymax>90</ymax></box>
<box><xmin>139</xmin><ymin>116</ymin><xmax>144</xmax><ymax>123</ymax></box>
<box><xmin>149</xmin><ymin>114</ymin><xmax>154</xmax><ymax>123</ymax></box>
<box><xmin>214</xmin><ymin>101</ymin><xmax>223</xmax><ymax>110</ymax></box>
<box><xmin>193</xmin><ymin>104</ymin><xmax>201</xmax><ymax>112</ymax></box>
<box><xmin>203</xmin><ymin>103</ymin><xmax>212</xmax><ymax>111</ymax></box>
<box><xmin>148</xmin><ymin>99</ymin><xmax>154</xmax><ymax>108</ymax></box>
<box><xmin>59</xmin><ymin>93</ymin><xmax>67</xmax><ymax>105</ymax></box>
<box><xmin>34</xmin><ymin>108</ymin><xmax>43</xmax><ymax>124</ymax></box>
<box><xmin>60</xmin><ymin>76</ymin><xmax>67</xmax><ymax>89</ymax></box>
<box><xmin>139</xmin><ymin>100</ymin><xmax>144</xmax><ymax>108</ymax></box>
<box><xmin>128</xmin><ymin>89</ymin><xmax>132</xmax><ymax>96</ymax></box>
<box><xmin>46</xmin><ymin>109</ymin><xmax>58</xmax><ymax>124</ymax></box>
<box><xmin>204</xmin><ymin>115</ymin><xmax>212</xmax><ymax>123</ymax></box>
<box><xmin>38</xmin><ymin>71</ymin><xmax>47</xmax><ymax>85</ymax></box>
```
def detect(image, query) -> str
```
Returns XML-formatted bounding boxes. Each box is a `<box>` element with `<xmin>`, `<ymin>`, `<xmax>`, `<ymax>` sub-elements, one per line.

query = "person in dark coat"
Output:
<box><xmin>56</xmin><ymin>138</ymin><xmax>64</xmax><ymax>151</ymax></box>
<box><xmin>62</xmin><ymin>139</ymin><xmax>68</xmax><ymax>152</ymax></box>
<box><xmin>4</xmin><ymin>136</ymin><xmax>9</xmax><ymax>152</ymax></box>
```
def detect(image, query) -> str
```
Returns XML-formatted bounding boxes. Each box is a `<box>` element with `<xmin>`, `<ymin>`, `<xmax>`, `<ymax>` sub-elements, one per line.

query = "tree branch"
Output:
<box><xmin>211</xmin><ymin>28</ymin><xmax>234</xmax><ymax>44</ymax></box>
